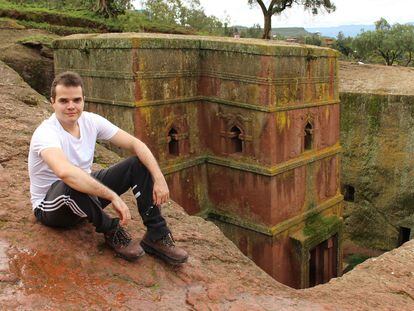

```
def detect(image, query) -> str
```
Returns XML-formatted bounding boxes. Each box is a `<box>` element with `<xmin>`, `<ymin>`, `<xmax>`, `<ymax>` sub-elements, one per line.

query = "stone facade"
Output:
<box><xmin>53</xmin><ymin>33</ymin><xmax>343</xmax><ymax>288</ymax></box>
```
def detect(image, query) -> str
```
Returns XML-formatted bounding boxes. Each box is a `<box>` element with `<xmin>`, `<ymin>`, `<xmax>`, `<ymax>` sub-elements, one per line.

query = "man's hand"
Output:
<box><xmin>153</xmin><ymin>177</ymin><xmax>170</xmax><ymax>206</ymax></box>
<box><xmin>111</xmin><ymin>195</ymin><xmax>131</xmax><ymax>225</ymax></box>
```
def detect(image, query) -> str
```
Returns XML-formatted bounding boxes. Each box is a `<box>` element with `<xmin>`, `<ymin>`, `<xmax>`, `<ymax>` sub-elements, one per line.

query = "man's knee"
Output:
<box><xmin>36</xmin><ymin>205</ymin><xmax>82</xmax><ymax>228</ymax></box>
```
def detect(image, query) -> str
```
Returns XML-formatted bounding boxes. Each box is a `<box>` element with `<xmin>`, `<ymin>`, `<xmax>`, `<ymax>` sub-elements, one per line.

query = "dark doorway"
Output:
<box><xmin>398</xmin><ymin>227</ymin><xmax>411</xmax><ymax>246</ymax></box>
<box><xmin>304</xmin><ymin>122</ymin><xmax>313</xmax><ymax>151</ymax></box>
<box><xmin>229</xmin><ymin>126</ymin><xmax>243</xmax><ymax>153</ymax></box>
<box><xmin>343</xmin><ymin>185</ymin><xmax>355</xmax><ymax>202</ymax></box>
<box><xmin>309</xmin><ymin>234</ymin><xmax>338</xmax><ymax>287</ymax></box>
<box><xmin>239</xmin><ymin>236</ymin><xmax>248</xmax><ymax>256</ymax></box>
<box><xmin>168</xmin><ymin>128</ymin><xmax>179</xmax><ymax>156</ymax></box>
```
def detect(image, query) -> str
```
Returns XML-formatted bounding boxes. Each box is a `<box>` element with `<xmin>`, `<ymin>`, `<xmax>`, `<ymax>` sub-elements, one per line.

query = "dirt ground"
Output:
<box><xmin>339</xmin><ymin>61</ymin><xmax>414</xmax><ymax>95</ymax></box>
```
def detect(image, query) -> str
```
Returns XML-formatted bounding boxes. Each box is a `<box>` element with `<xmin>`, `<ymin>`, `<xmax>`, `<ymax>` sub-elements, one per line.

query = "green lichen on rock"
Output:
<box><xmin>341</xmin><ymin>92</ymin><xmax>414</xmax><ymax>250</ymax></box>
<box><xmin>303</xmin><ymin>213</ymin><xmax>339</xmax><ymax>238</ymax></box>
<box><xmin>17</xmin><ymin>34</ymin><xmax>58</xmax><ymax>48</ymax></box>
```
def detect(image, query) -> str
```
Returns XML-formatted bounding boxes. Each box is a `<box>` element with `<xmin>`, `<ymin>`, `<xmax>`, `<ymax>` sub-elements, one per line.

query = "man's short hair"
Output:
<box><xmin>51</xmin><ymin>71</ymin><xmax>84</xmax><ymax>101</ymax></box>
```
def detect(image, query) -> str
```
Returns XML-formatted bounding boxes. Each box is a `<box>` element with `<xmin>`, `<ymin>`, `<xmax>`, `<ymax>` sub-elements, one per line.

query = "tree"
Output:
<box><xmin>396</xmin><ymin>24</ymin><xmax>414</xmax><ymax>66</ymax></box>
<box><xmin>333</xmin><ymin>31</ymin><xmax>354</xmax><ymax>58</ymax></box>
<box><xmin>95</xmin><ymin>0</ymin><xmax>132</xmax><ymax>18</ymax></box>
<box><xmin>183</xmin><ymin>0</ymin><xmax>223</xmax><ymax>33</ymax></box>
<box><xmin>248</xmin><ymin>0</ymin><xmax>335</xmax><ymax>39</ymax></box>
<box><xmin>304</xmin><ymin>33</ymin><xmax>322</xmax><ymax>46</ymax></box>
<box><xmin>353</xmin><ymin>18</ymin><xmax>414</xmax><ymax>66</ymax></box>
<box><xmin>143</xmin><ymin>0</ymin><xmax>184</xmax><ymax>25</ymax></box>
<box><xmin>240</xmin><ymin>24</ymin><xmax>262</xmax><ymax>38</ymax></box>
<box><xmin>143</xmin><ymin>0</ymin><xmax>223</xmax><ymax>33</ymax></box>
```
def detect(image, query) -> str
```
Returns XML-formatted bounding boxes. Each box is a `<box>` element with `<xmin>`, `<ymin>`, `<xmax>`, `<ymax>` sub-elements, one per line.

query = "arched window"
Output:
<box><xmin>229</xmin><ymin>126</ymin><xmax>243</xmax><ymax>153</ymax></box>
<box><xmin>343</xmin><ymin>185</ymin><xmax>355</xmax><ymax>202</ymax></box>
<box><xmin>168</xmin><ymin>128</ymin><xmax>179</xmax><ymax>156</ymax></box>
<box><xmin>304</xmin><ymin>122</ymin><xmax>313</xmax><ymax>151</ymax></box>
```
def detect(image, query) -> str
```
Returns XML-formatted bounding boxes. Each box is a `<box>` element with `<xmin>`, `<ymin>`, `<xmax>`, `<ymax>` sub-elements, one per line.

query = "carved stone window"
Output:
<box><xmin>168</xmin><ymin>128</ymin><xmax>179</xmax><ymax>156</ymax></box>
<box><xmin>218</xmin><ymin>112</ymin><xmax>252</xmax><ymax>155</ymax></box>
<box><xmin>343</xmin><ymin>185</ymin><xmax>355</xmax><ymax>202</ymax></box>
<box><xmin>229</xmin><ymin>125</ymin><xmax>243</xmax><ymax>153</ymax></box>
<box><xmin>304</xmin><ymin>122</ymin><xmax>314</xmax><ymax>151</ymax></box>
<box><xmin>398</xmin><ymin>227</ymin><xmax>411</xmax><ymax>246</ymax></box>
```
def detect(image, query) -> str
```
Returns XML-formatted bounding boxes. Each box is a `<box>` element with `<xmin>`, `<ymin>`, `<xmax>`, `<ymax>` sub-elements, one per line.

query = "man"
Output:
<box><xmin>28</xmin><ymin>71</ymin><xmax>188</xmax><ymax>264</ymax></box>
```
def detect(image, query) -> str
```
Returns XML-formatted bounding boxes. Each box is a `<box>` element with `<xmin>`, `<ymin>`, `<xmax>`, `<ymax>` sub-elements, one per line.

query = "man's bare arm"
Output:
<box><xmin>41</xmin><ymin>147</ymin><xmax>131</xmax><ymax>224</ymax></box>
<box><xmin>109</xmin><ymin>129</ymin><xmax>169</xmax><ymax>206</ymax></box>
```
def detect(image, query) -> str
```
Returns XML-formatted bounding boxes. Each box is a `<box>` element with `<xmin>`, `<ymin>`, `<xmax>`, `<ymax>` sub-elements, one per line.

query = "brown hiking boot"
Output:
<box><xmin>140</xmin><ymin>232</ymin><xmax>188</xmax><ymax>265</ymax></box>
<box><xmin>104</xmin><ymin>225</ymin><xmax>145</xmax><ymax>261</ymax></box>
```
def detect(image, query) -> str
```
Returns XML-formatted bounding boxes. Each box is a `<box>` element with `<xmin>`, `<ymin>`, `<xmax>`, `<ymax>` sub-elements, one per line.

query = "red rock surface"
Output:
<box><xmin>0</xmin><ymin>61</ymin><xmax>413</xmax><ymax>310</ymax></box>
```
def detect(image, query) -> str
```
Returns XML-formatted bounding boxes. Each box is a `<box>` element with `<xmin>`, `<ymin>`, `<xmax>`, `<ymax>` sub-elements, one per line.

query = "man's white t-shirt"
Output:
<box><xmin>28</xmin><ymin>112</ymin><xmax>119</xmax><ymax>210</ymax></box>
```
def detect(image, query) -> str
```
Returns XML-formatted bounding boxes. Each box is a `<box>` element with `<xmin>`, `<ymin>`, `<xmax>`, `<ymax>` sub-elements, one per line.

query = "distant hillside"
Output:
<box><xmin>271</xmin><ymin>27</ymin><xmax>312</xmax><ymax>37</ymax></box>
<box><xmin>306</xmin><ymin>25</ymin><xmax>374</xmax><ymax>38</ymax></box>
<box><xmin>236</xmin><ymin>22</ymin><xmax>414</xmax><ymax>39</ymax></box>
<box><xmin>233</xmin><ymin>26</ymin><xmax>313</xmax><ymax>38</ymax></box>
<box><xmin>306</xmin><ymin>22</ymin><xmax>414</xmax><ymax>38</ymax></box>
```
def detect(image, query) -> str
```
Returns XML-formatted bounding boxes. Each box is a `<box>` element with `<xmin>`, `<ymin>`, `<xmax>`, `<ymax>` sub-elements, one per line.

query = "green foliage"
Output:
<box><xmin>0</xmin><ymin>0</ymin><xmax>117</xmax><ymax>25</ymax></box>
<box><xmin>272</xmin><ymin>33</ymin><xmax>286</xmax><ymax>40</ymax></box>
<box><xmin>6</xmin><ymin>0</ymin><xmax>131</xmax><ymax>18</ymax></box>
<box><xmin>142</xmin><ymin>0</ymin><xmax>224</xmax><ymax>34</ymax></box>
<box><xmin>240</xmin><ymin>24</ymin><xmax>262</xmax><ymax>38</ymax></box>
<box><xmin>0</xmin><ymin>16</ymin><xmax>25</xmax><ymax>28</ymax></box>
<box><xmin>344</xmin><ymin>254</ymin><xmax>371</xmax><ymax>272</ymax></box>
<box><xmin>95</xmin><ymin>0</ymin><xmax>132</xmax><ymax>18</ymax></box>
<box><xmin>303</xmin><ymin>213</ymin><xmax>338</xmax><ymax>237</ymax></box>
<box><xmin>16</xmin><ymin>34</ymin><xmax>58</xmax><ymax>48</ymax></box>
<box><xmin>17</xmin><ymin>20</ymin><xmax>100</xmax><ymax>35</ymax></box>
<box><xmin>353</xmin><ymin>18</ymin><xmax>414</xmax><ymax>66</ymax></box>
<box><xmin>303</xmin><ymin>33</ymin><xmax>322</xmax><ymax>46</ymax></box>
<box><xmin>116</xmin><ymin>11</ymin><xmax>193</xmax><ymax>34</ymax></box>
<box><xmin>6</xmin><ymin>0</ymin><xmax>94</xmax><ymax>11</ymax></box>
<box><xmin>0</xmin><ymin>0</ymin><xmax>221</xmax><ymax>35</ymax></box>
<box><xmin>10</xmin><ymin>0</ymin><xmax>132</xmax><ymax>18</ymax></box>
<box><xmin>143</xmin><ymin>0</ymin><xmax>183</xmax><ymax>25</ymax></box>
<box><xmin>332</xmin><ymin>32</ymin><xmax>354</xmax><ymax>58</ymax></box>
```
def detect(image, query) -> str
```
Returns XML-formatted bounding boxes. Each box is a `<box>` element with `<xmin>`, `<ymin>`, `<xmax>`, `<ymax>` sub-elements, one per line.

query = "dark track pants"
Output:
<box><xmin>34</xmin><ymin>156</ymin><xmax>170</xmax><ymax>241</ymax></box>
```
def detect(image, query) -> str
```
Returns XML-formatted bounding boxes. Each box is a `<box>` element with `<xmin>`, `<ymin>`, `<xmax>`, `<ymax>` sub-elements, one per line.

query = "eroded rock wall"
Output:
<box><xmin>340</xmin><ymin>92</ymin><xmax>414</xmax><ymax>250</ymax></box>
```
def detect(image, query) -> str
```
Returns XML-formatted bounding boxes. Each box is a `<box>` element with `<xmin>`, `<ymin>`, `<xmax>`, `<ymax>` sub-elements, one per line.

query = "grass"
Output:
<box><xmin>0</xmin><ymin>0</ymin><xmax>113</xmax><ymax>24</ymax></box>
<box><xmin>0</xmin><ymin>0</ymin><xmax>120</xmax><ymax>33</ymax></box>
<box><xmin>0</xmin><ymin>0</ymin><xmax>193</xmax><ymax>35</ymax></box>
<box><xmin>17</xmin><ymin>20</ymin><xmax>102</xmax><ymax>35</ymax></box>
<box><xmin>16</xmin><ymin>34</ymin><xmax>59</xmax><ymax>48</ymax></box>
<box><xmin>0</xmin><ymin>16</ymin><xmax>23</xmax><ymax>28</ymax></box>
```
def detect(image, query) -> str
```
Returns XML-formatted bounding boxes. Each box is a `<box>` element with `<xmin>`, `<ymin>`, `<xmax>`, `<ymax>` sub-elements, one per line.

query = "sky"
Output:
<box><xmin>133</xmin><ymin>0</ymin><xmax>414</xmax><ymax>28</ymax></box>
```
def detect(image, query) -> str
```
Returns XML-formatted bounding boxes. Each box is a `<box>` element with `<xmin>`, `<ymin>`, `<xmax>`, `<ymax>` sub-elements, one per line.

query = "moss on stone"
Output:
<box><xmin>17</xmin><ymin>34</ymin><xmax>58</xmax><ymax>48</ymax></box>
<box><xmin>341</xmin><ymin>92</ymin><xmax>414</xmax><ymax>249</ymax></box>
<box><xmin>303</xmin><ymin>213</ymin><xmax>339</xmax><ymax>237</ymax></box>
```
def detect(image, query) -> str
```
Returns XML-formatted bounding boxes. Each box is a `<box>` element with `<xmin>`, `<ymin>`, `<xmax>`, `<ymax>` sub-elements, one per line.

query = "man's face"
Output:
<box><xmin>51</xmin><ymin>84</ymin><xmax>84</xmax><ymax>125</ymax></box>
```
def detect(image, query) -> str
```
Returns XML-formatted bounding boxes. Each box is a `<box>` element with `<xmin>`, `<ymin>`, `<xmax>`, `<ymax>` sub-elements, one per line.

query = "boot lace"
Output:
<box><xmin>110</xmin><ymin>226</ymin><xmax>132</xmax><ymax>247</ymax></box>
<box><xmin>160</xmin><ymin>233</ymin><xmax>176</xmax><ymax>247</ymax></box>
